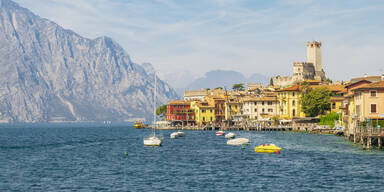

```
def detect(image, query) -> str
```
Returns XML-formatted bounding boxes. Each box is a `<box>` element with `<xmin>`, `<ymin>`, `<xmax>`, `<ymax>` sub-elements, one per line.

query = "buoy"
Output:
<box><xmin>276</xmin><ymin>151</ymin><xmax>280</xmax><ymax>154</ymax></box>
<box><xmin>242</xmin><ymin>145</ymin><xmax>245</xmax><ymax>149</ymax></box>
<box><xmin>124</xmin><ymin>152</ymin><xmax>128</xmax><ymax>156</ymax></box>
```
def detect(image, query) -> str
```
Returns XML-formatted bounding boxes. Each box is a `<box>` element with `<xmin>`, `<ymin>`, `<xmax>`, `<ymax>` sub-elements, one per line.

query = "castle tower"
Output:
<box><xmin>306</xmin><ymin>41</ymin><xmax>325</xmax><ymax>80</ymax></box>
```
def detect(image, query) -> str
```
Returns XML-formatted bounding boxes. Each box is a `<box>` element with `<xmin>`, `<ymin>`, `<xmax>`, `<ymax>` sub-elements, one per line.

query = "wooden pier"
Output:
<box><xmin>352</xmin><ymin>126</ymin><xmax>384</xmax><ymax>149</ymax></box>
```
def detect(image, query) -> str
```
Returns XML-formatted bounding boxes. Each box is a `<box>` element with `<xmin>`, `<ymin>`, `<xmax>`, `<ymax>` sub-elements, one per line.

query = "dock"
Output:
<box><xmin>352</xmin><ymin>126</ymin><xmax>384</xmax><ymax>149</ymax></box>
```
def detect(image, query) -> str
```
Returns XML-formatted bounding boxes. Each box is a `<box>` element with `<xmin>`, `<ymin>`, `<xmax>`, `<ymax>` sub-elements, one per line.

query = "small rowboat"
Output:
<box><xmin>254</xmin><ymin>144</ymin><xmax>281</xmax><ymax>153</ymax></box>
<box><xmin>216</xmin><ymin>131</ymin><xmax>225</xmax><ymax>136</ymax></box>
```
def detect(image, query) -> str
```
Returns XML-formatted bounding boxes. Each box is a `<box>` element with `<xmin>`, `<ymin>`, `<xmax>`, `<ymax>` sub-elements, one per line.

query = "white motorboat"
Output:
<box><xmin>227</xmin><ymin>138</ymin><xmax>249</xmax><ymax>146</ymax></box>
<box><xmin>177</xmin><ymin>131</ymin><xmax>185</xmax><ymax>137</ymax></box>
<box><xmin>225</xmin><ymin>132</ymin><xmax>236</xmax><ymax>139</ymax></box>
<box><xmin>170</xmin><ymin>132</ymin><xmax>179</xmax><ymax>139</ymax></box>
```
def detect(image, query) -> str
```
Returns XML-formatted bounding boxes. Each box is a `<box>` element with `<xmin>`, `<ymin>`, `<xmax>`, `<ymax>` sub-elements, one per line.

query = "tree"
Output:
<box><xmin>214</xmin><ymin>87</ymin><xmax>223</xmax><ymax>90</ymax></box>
<box><xmin>156</xmin><ymin>105</ymin><xmax>167</xmax><ymax>117</ymax></box>
<box><xmin>232</xmin><ymin>83</ymin><xmax>245</xmax><ymax>91</ymax></box>
<box><xmin>301</xmin><ymin>87</ymin><xmax>331</xmax><ymax>117</ymax></box>
<box><xmin>270</xmin><ymin>78</ymin><xmax>274</xmax><ymax>86</ymax></box>
<box><xmin>300</xmin><ymin>81</ymin><xmax>311</xmax><ymax>95</ymax></box>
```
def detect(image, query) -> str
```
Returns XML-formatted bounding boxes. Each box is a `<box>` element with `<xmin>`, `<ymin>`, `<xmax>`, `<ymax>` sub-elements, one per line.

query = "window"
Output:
<box><xmin>202</xmin><ymin>110</ymin><xmax>206</xmax><ymax>113</ymax></box>
<box><xmin>210</xmin><ymin>117</ymin><xmax>213</xmax><ymax>121</ymax></box>
<box><xmin>203</xmin><ymin>117</ymin><xmax>206</xmax><ymax>121</ymax></box>
<box><xmin>293</xmin><ymin>92</ymin><xmax>295</xmax><ymax>97</ymax></box>
<box><xmin>292</xmin><ymin>100</ymin><xmax>295</xmax><ymax>106</ymax></box>
<box><xmin>332</xmin><ymin>103</ymin><xmax>336</xmax><ymax>109</ymax></box>
<box><xmin>254</xmin><ymin>109</ymin><xmax>257</xmax><ymax>112</ymax></box>
<box><xmin>254</xmin><ymin>102</ymin><xmax>257</xmax><ymax>105</ymax></box>
<box><xmin>268</xmin><ymin>109</ymin><xmax>273</xmax><ymax>112</ymax></box>
<box><xmin>268</xmin><ymin>101</ymin><xmax>272</xmax><ymax>105</ymax></box>
<box><xmin>293</xmin><ymin>109</ymin><xmax>296</xmax><ymax>117</ymax></box>
<box><xmin>262</xmin><ymin>101</ymin><xmax>265</xmax><ymax>105</ymax></box>
<box><xmin>371</xmin><ymin>91</ymin><xmax>377</xmax><ymax>97</ymax></box>
<box><xmin>262</xmin><ymin>108</ymin><xmax>265</xmax><ymax>113</ymax></box>
<box><xmin>210</xmin><ymin>109</ymin><xmax>212</xmax><ymax>113</ymax></box>
<box><xmin>371</xmin><ymin>104</ymin><xmax>377</xmax><ymax>113</ymax></box>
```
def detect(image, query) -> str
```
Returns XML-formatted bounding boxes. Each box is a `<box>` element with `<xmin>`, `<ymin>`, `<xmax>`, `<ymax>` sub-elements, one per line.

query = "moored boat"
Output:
<box><xmin>134</xmin><ymin>121</ymin><xmax>144</xmax><ymax>129</ymax></box>
<box><xmin>170</xmin><ymin>132</ymin><xmax>179</xmax><ymax>139</ymax></box>
<box><xmin>254</xmin><ymin>144</ymin><xmax>281</xmax><ymax>153</ymax></box>
<box><xmin>225</xmin><ymin>132</ymin><xmax>236</xmax><ymax>139</ymax></box>
<box><xmin>144</xmin><ymin>136</ymin><xmax>163</xmax><ymax>146</ymax></box>
<box><xmin>177</xmin><ymin>131</ymin><xmax>185</xmax><ymax>137</ymax></box>
<box><xmin>216</xmin><ymin>131</ymin><xmax>225</xmax><ymax>136</ymax></box>
<box><xmin>227</xmin><ymin>138</ymin><xmax>249</xmax><ymax>146</ymax></box>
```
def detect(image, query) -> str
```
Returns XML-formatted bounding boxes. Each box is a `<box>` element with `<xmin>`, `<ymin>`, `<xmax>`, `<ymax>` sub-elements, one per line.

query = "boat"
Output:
<box><xmin>216</xmin><ymin>131</ymin><xmax>225</xmax><ymax>136</ymax></box>
<box><xmin>170</xmin><ymin>132</ymin><xmax>179</xmax><ymax>139</ymax></box>
<box><xmin>143</xmin><ymin>72</ymin><xmax>163</xmax><ymax>146</ymax></box>
<box><xmin>254</xmin><ymin>144</ymin><xmax>281</xmax><ymax>153</ymax></box>
<box><xmin>144</xmin><ymin>136</ymin><xmax>163</xmax><ymax>146</ymax></box>
<box><xmin>227</xmin><ymin>138</ymin><xmax>249</xmax><ymax>146</ymax></box>
<box><xmin>225</xmin><ymin>132</ymin><xmax>236</xmax><ymax>139</ymax></box>
<box><xmin>134</xmin><ymin>121</ymin><xmax>144</xmax><ymax>129</ymax></box>
<box><xmin>177</xmin><ymin>131</ymin><xmax>185</xmax><ymax>137</ymax></box>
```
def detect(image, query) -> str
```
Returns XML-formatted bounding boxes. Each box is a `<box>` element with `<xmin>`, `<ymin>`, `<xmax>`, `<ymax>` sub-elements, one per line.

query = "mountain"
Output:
<box><xmin>0</xmin><ymin>0</ymin><xmax>178</xmax><ymax>122</ymax></box>
<box><xmin>186</xmin><ymin>70</ymin><xmax>268</xmax><ymax>90</ymax></box>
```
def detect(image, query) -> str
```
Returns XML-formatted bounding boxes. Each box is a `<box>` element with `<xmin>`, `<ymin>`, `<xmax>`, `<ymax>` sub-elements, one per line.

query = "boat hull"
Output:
<box><xmin>227</xmin><ymin>138</ymin><xmax>249</xmax><ymax>146</ymax></box>
<box><xmin>254</xmin><ymin>145</ymin><xmax>281</xmax><ymax>153</ymax></box>
<box><xmin>143</xmin><ymin>137</ymin><xmax>162</xmax><ymax>146</ymax></box>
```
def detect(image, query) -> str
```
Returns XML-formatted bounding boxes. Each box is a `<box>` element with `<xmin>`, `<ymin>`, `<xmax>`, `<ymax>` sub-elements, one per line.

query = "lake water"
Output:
<box><xmin>1</xmin><ymin>123</ymin><xmax>384</xmax><ymax>191</ymax></box>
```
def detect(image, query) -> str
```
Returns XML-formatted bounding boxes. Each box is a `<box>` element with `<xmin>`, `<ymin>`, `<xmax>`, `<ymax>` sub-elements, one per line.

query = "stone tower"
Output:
<box><xmin>306</xmin><ymin>41</ymin><xmax>325</xmax><ymax>80</ymax></box>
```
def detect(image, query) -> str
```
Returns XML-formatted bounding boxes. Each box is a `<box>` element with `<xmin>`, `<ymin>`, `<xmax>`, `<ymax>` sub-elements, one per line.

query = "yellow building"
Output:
<box><xmin>330</xmin><ymin>97</ymin><xmax>344</xmax><ymax>114</ymax></box>
<box><xmin>353</xmin><ymin>81</ymin><xmax>384</xmax><ymax>122</ymax></box>
<box><xmin>276</xmin><ymin>85</ymin><xmax>306</xmax><ymax>119</ymax></box>
<box><xmin>190</xmin><ymin>101</ymin><xmax>215</xmax><ymax>126</ymax></box>
<box><xmin>224</xmin><ymin>97</ymin><xmax>242</xmax><ymax>121</ymax></box>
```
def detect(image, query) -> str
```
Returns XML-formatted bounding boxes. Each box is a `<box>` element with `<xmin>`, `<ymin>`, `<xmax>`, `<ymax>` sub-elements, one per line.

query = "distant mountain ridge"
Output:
<box><xmin>0</xmin><ymin>0</ymin><xmax>178</xmax><ymax>122</ymax></box>
<box><xmin>186</xmin><ymin>70</ymin><xmax>268</xmax><ymax>90</ymax></box>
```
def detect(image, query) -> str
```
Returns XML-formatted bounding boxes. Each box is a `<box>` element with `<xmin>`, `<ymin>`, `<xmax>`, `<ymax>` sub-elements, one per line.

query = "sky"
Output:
<box><xmin>13</xmin><ymin>0</ymin><xmax>384</xmax><ymax>86</ymax></box>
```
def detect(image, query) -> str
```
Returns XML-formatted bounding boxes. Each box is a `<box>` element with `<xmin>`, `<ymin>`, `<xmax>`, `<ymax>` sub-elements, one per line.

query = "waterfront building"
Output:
<box><xmin>224</xmin><ymin>97</ymin><xmax>242</xmax><ymax>121</ymax></box>
<box><xmin>184</xmin><ymin>89</ymin><xmax>208</xmax><ymax>101</ymax></box>
<box><xmin>352</xmin><ymin>80</ymin><xmax>384</xmax><ymax>122</ymax></box>
<box><xmin>242</xmin><ymin>96</ymin><xmax>279</xmax><ymax>120</ymax></box>
<box><xmin>276</xmin><ymin>85</ymin><xmax>306</xmax><ymax>119</ymax></box>
<box><xmin>166</xmin><ymin>100</ymin><xmax>195</xmax><ymax>126</ymax></box>
<box><xmin>184</xmin><ymin>89</ymin><xmax>226</xmax><ymax>101</ymax></box>
<box><xmin>273</xmin><ymin>41</ymin><xmax>326</xmax><ymax>87</ymax></box>
<box><xmin>205</xmin><ymin>95</ymin><xmax>226</xmax><ymax>124</ymax></box>
<box><xmin>190</xmin><ymin>101</ymin><xmax>215</xmax><ymax>126</ymax></box>
<box><xmin>341</xmin><ymin>80</ymin><xmax>372</xmax><ymax>135</ymax></box>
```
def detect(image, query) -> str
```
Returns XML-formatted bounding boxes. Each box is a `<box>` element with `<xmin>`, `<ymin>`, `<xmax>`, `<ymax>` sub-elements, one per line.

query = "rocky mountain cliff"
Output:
<box><xmin>0</xmin><ymin>0</ymin><xmax>178</xmax><ymax>122</ymax></box>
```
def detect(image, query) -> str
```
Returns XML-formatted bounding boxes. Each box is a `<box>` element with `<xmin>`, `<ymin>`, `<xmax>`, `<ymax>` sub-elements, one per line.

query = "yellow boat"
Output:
<box><xmin>254</xmin><ymin>144</ymin><xmax>281</xmax><ymax>153</ymax></box>
<box><xmin>134</xmin><ymin>121</ymin><xmax>144</xmax><ymax>129</ymax></box>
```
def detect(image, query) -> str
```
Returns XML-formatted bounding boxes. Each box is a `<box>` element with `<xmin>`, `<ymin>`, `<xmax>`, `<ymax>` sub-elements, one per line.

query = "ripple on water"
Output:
<box><xmin>1</xmin><ymin>125</ymin><xmax>384</xmax><ymax>191</ymax></box>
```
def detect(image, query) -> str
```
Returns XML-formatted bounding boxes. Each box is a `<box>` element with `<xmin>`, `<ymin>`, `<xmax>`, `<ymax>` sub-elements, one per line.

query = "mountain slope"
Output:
<box><xmin>0</xmin><ymin>0</ymin><xmax>178</xmax><ymax>122</ymax></box>
<box><xmin>186</xmin><ymin>70</ymin><xmax>268</xmax><ymax>90</ymax></box>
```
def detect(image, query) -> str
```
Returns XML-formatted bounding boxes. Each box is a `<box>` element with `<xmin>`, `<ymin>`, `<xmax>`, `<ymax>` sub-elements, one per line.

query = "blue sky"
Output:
<box><xmin>13</xmin><ymin>0</ymin><xmax>384</xmax><ymax>85</ymax></box>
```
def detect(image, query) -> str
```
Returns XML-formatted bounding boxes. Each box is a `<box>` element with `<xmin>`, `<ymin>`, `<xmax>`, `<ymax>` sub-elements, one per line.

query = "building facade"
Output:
<box><xmin>166</xmin><ymin>100</ymin><xmax>195</xmax><ymax>125</ymax></box>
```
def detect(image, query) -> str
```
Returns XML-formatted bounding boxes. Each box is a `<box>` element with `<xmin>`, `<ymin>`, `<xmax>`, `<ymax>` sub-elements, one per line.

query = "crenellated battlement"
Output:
<box><xmin>307</xmin><ymin>41</ymin><xmax>322</xmax><ymax>48</ymax></box>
